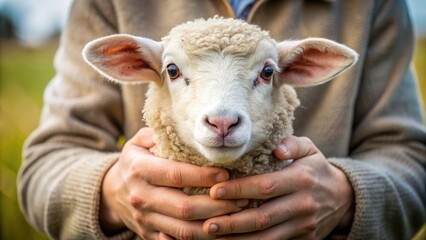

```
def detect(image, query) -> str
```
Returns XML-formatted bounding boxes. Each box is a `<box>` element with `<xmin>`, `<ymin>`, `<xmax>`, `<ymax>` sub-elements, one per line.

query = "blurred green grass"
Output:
<box><xmin>414</xmin><ymin>40</ymin><xmax>426</xmax><ymax>116</ymax></box>
<box><xmin>0</xmin><ymin>39</ymin><xmax>425</xmax><ymax>240</ymax></box>
<box><xmin>0</xmin><ymin>40</ymin><xmax>55</xmax><ymax>240</ymax></box>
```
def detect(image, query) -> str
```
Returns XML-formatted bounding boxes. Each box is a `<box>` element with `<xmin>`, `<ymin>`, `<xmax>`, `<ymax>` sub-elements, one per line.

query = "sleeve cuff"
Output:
<box><xmin>44</xmin><ymin>149</ymin><xmax>135</xmax><ymax>239</ymax></box>
<box><xmin>327</xmin><ymin>157</ymin><xmax>389</xmax><ymax>239</ymax></box>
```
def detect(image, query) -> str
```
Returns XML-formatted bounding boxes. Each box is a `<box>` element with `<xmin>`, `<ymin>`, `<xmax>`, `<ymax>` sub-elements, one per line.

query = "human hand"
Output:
<box><xmin>99</xmin><ymin>128</ymin><xmax>248</xmax><ymax>239</ymax></box>
<box><xmin>203</xmin><ymin>135</ymin><xmax>354</xmax><ymax>239</ymax></box>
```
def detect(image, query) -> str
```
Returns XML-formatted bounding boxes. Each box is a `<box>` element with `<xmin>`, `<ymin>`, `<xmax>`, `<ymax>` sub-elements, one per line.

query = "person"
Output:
<box><xmin>18</xmin><ymin>0</ymin><xmax>426</xmax><ymax>239</ymax></box>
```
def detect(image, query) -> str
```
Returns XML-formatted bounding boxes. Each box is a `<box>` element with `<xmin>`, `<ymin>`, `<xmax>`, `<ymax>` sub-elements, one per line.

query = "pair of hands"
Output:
<box><xmin>100</xmin><ymin>128</ymin><xmax>354</xmax><ymax>239</ymax></box>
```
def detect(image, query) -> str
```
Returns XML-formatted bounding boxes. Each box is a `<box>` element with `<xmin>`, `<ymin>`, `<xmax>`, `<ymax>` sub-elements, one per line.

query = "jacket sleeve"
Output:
<box><xmin>328</xmin><ymin>0</ymin><xmax>426</xmax><ymax>239</ymax></box>
<box><xmin>18</xmin><ymin>0</ymin><xmax>134</xmax><ymax>239</ymax></box>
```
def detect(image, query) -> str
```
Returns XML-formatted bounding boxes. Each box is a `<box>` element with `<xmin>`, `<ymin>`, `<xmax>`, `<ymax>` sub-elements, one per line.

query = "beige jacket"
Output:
<box><xmin>18</xmin><ymin>0</ymin><xmax>426</xmax><ymax>239</ymax></box>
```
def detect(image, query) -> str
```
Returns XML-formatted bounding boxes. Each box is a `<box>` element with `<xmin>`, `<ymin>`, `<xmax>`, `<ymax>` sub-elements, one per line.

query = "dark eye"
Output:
<box><xmin>260</xmin><ymin>65</ymin><xmax>274</xmax><ymax>80</ymax></box>
<box><xmin>167</xmin><ymin>64</ymin><xmax>180</xmax><ymax>79</ymax></box>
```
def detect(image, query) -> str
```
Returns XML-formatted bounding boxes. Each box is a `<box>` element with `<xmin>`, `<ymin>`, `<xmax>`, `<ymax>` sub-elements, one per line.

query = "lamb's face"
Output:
<box><xmin>82</xmin><ymin>18</ymin><xmax>358</xmax><ymax>165</ymax></box>
<box><xmin>161</xmin><ymin>39</ymin><xmax>280</xmax><ymax>163</ymax></box>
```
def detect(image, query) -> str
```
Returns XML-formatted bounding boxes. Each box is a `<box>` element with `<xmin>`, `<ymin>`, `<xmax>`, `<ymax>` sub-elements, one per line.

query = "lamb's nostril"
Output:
<box><xmin>206</xmin><ymin>116</ymin><xmax>240</xmax><ymax>138</ymax></box>
<box><xmin>229</xmin><ymin>117</ymin><xmax>240</xmax><ymax>129</ymax></box>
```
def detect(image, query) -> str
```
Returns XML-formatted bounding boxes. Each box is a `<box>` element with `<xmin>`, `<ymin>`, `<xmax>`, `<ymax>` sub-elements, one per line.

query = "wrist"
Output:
<box><xmin>99</xmin><ymin>163</ymin><xmax>126</xmax><ymax>235</ymax></box>
<box><xmin>333</xmin><ymin>166</ymin><xmax>355</xmax><ymax>234</ymax></box>
<box><xmin>336</xmin><ymin>204</ymin><xmax>354</xmax><ymax>233</ymax></box>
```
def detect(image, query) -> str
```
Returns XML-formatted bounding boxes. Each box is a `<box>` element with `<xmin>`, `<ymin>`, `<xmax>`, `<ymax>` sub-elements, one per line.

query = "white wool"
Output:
<box><xmin>162</xmin><ymin>16</ymin><xmax>271</xmax><ymax>56</ymax></box>
<box><xmin>83</xmin><ymin>17</ymin><xmax>358</xmax><ymax>207</ymax></box>
<box><xmin>145</xmin><ymin>18</ymin><xmax>301</xmax><ymax>202</ymax></box>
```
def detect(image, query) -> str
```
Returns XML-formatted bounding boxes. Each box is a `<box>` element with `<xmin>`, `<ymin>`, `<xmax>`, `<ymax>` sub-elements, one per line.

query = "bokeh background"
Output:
<box><xmin>0</xmin><ymin>0</ymin><xmax>425</xmax><ymax>239</ymax></box>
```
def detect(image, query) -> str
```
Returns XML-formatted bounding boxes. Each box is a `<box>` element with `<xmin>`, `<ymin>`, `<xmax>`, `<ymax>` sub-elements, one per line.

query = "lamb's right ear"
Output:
<box><xmin>82</xmin><ymin>34</ymin><xmax>163</xmax><ymax>84</ymax></box>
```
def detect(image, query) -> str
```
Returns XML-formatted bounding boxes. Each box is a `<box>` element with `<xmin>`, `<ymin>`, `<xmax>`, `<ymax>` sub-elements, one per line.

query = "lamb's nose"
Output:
<box><xmin>206</xmin><ymin>116</ymin><xmax>240</xmax><ymax>138</ymax></box>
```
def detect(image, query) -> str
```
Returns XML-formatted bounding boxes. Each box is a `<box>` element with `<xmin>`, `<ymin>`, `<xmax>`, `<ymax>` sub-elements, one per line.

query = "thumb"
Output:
<box><xmin>131</xmin><ymin>127</ymin><xmax>156</xmax><ymax>148</ymax></box>
<box><xmin>274</xmin><ymin>135</ymin><xmax>318</xmax><ymax>161</ymax></box>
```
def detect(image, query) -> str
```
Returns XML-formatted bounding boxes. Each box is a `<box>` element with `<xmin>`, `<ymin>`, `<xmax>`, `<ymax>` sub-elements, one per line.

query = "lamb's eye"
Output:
<box><xmin>167</xmin><ymin>64</ymin><xmax>180</xmax><ymax>79</ymax></box>
<box><xmin>260</xmin><ymin>65</ymin><xmax>274</xmax><ymax>80</ymax></box>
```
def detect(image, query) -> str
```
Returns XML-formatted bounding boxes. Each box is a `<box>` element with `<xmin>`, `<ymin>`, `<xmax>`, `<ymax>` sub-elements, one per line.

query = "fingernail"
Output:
<box><xmin>216</xmin><ymin>188</ymin><xmax>226</xmax><ymax>198</ymax></box>
<box><xmin>278</xmin><ymin>143</ymin><xmax>288</xmax><ymax>154</ymax></box>
<box><xmin>215</xmin><ymin>172</ymin><xmax>227</xmax><ymax>182</ymax></box>
<box><xmin>237</xmin><ymin>199</ymin><xmax>249</xmax><ymax>208</ymax></box>
<box><xmin>209</xmin><ymin>223</ymin><xmax>219</xmax><ymax>233</ymax></box>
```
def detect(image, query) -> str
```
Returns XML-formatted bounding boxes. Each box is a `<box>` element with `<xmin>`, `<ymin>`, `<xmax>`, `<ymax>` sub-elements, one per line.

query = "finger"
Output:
<box><xmin>131</xmin><ymin>127</ymin><xmax>157</xmax><ymax>148</ymax></box>
<box><xmin>119</xmin><ymin>211</ymin><xmax>159</xmax><ymax>240</ymax></box>
<box><xmin>144</xmin><ymin>213</ymin><xmax>215</xmax><ymax>240</ymax></box>
<box><xmin>140</xmin><ymin>156</ymin><xmax>229</xmax><ymax>188</ymax></box>
<box><xmin>210</xmin><ymin>168</ymin><xmax>302</xmax><ymax>199</ymax></box>
<box><xmin>274</xmin><ymin>135</ymin><xmax>318</xmax><ymax>161</ymax></box>
<box><xmin>213</xmin><ymin>217</ymin><xmax>314</xmax><ymax>240</ymax></box>
<box><xmin>203</xmin><ymin>194</ymin><xmax>302</xmax><ymax>235</ymax></box>
<box><xmin>159</xmin><ymin>232</ymin><xmax>174</xmax><ymax>240</ymax></box>
<box><xmin>131</xmin><ymin>187</ymin><xmax>248</xmax><ymax>220</ymax></box>
<box><xmin>214</xmin><ymin>223</ymin><xmax>291</xmax><ymax>240</ymax></box>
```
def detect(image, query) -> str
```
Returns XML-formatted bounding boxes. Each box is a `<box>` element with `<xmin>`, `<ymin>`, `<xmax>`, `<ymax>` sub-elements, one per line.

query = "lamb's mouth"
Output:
<box><xmin>211</xmin><ymin>145</ymin><xmax>242</xmax><ymax>151</ymax></box>
<box><xmin>201</xmin><ymin>145</ymin><xmax>246</xmax><ymax>163</ymax></box>
<box><xmin>195</xmin><ymin>135</ymin><xmax>249</xmax><ymax>162</ymax></box>
<box><xmin>201</xmin><ymin>140</ymin><xmax>246</xmax><ymax>149</ymax></box>
<box><xmin>193</xmin><ymin>133</ymin><xmax>250</xmax><ymax>162</ymax></box>
<box><xmin>204</xmin><ymin>144</ymin><xmax>245</xmax><ymax>155</ymax></box>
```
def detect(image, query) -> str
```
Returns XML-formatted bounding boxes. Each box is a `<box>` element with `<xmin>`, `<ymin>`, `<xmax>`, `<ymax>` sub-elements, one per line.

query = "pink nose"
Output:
<box><xmin>206</xmin><ymin>116</ymin><xmax>240</xmax><ymax>138</ymax></box>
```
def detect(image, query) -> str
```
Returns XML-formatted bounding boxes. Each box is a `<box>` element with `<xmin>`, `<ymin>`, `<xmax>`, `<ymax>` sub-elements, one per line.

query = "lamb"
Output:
<box><xmin>82</xmin><ymin>17</ymin><xmax>358</xmax><ymax>202</ymax></box>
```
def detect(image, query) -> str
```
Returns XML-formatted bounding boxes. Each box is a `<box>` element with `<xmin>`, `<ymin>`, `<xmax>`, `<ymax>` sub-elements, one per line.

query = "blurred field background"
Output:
<box><xmin>0</xmin><ymin>40</ymin><xmax>55</xmax><ymax>240</ymax></box>
<box><xmin>0</xmin><ymin>1</ymin><xmax>425</xmax><ymax>240</ymax></box>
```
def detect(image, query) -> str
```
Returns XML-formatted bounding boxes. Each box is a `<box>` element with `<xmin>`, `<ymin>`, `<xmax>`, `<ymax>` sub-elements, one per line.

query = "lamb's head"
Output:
<box><xmin>83</xmin><ymin>17</ymin><xmax>358</xmax><ymax>165</ymax></box>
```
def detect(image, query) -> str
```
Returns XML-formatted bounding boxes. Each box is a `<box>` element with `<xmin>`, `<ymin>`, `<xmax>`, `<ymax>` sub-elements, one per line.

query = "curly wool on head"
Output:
<box><xmin>162</xmin><ymin>16</ymin><xmax>271</xmax><ymax>56</ymax></box>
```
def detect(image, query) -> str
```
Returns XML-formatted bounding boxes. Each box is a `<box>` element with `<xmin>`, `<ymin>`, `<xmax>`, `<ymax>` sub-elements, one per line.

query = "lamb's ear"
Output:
<box><xmin>277</xmin><ymin>38</ymin><xmax>358</xmax><ymax>87</ymax></box>
<box><xmin>82</xmin><ymin>34</ymin><xmax>163</xmax><ymax>84</ymax></box>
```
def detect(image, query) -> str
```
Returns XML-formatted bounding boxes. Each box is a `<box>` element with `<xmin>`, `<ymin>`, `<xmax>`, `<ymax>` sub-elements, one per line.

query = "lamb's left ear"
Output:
<box><xmin>82</xmin><ymin>34</ymin><xmax>163</xmax><ymax>85</ymax></box>
<box><xmin>277</xmin><ymin>38</ymin><xmax>358</xmax><ymax>87</ymax></box>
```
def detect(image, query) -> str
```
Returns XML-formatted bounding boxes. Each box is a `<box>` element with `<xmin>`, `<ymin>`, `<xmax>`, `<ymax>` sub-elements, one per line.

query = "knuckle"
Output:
<box><xmin>229</xmin><ymin>182</ymin><xmax>242</xmax><ymax>197</ymax></box>
<box><xmin>300</xmin><ymin>218</ymin><xmax>319</xmax><ymax>238</ymax></box>
<box><xmin>128</xmin><ymin>161</ymin><xmax>143</xmax><ymax>180</ymax></box>
<box><xmin>199</xmin><ymin>167</ymin><xmax>215</xmax><ymax>181</ymax></box>
<box><xmin>133</xmin><ymin>212</ymin><xmax>145</xmax><ymax>225</ymax></box>
<box><xmin>218</xmin><ymin>202</ymin><xmax>233</xmax><ymax>215</ymax></box>
<box><xmin>168</xmin><ymin>168</ymin><xmax>184</xmax><ymax>186</ymax></box>
<box><xmin>259</xmin><ymin>178</ymin><xmax>278</xmax><ymax>198</ymax></box>
<box><xmin>176</xmin><ymin>226</ymin><xmax>195</xmax><ymax>240</ymax></box>
<box><xmin>129</xmin><ymin>193</ymin><xmax>145</xmax><ymax>208</ymax></box>
<box><xmin>305</xmin><ymin>218</ymin><xmax>319</xmax><ymax>232</ymax></box>
<box><xmin>298</xmin><ymin>137</ymin><xmax>313</xmax><ymax>155</ymax></box>
<box><xmin>225</xmin><ymin>217</ymin><xmax>237</xmax><ymax>232</ymax></box>
<box><xmin>300</xmin><ymin>136</ymin><xmax>313</xmax><ymax>146</ymax></box>
<box><xmin>177</xmin><ymin>200</ymin><xmax>195</xmax><ymax>220</ymax></box>
<box><xmin>254</xmin><ymin>210</ymin><xmax>271</xmax><ymax>230</ymax></box>
<box><xmin>300</xmin><ymin>195</ymin><xmax>318</xmax><ymax>214</ymax></box>
<box><xmin>129</xmin><ymin>192</ymin><xmax>150</xmax><ymax>210</ymax></box>
<box><xmin>298</xmin><ymin>169</ymin><xmax>316</xmax><ymax>189</ymax></box>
